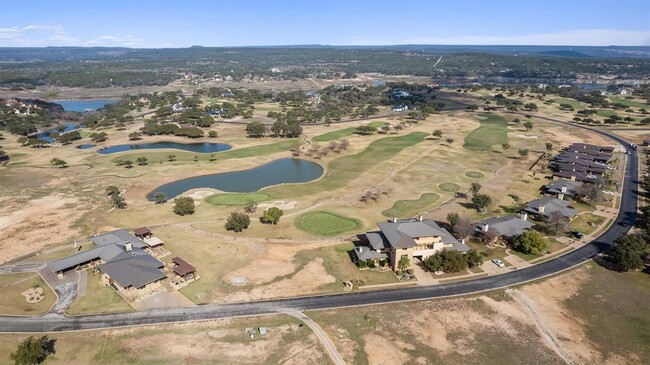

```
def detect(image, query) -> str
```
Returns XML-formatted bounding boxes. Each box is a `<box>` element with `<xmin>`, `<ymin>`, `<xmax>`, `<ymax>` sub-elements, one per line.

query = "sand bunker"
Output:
<box><xmin>258</xmin><ymin>201</ymin><xmax>297</xmax><ymax>210</ymax></box>
<box><xmin>516</xmin><ymin>134</ymin><xmax>539</xmax><ymax>139</ymax></box>
<box><xmin>21</xmin><ymin>287</ymin><xmax>45</xmax><ymax>303</ymax></box>
<box><xmin>186</xmin><ymin>190</ymin><xmax>215</xmax><ymax>200</ymax></box>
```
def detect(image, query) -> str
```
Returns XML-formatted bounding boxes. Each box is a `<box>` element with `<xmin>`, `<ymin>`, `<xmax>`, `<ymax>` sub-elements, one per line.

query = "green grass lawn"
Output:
<box><xmin>439</xmin><ymin>182</ymin><xmax>461</xmax><ymax>192</ymax></box>
<box><xmin>381</xmin><ymin>193</ymin><xmax>440</xmax><ymax>218</ymax></box>
<box><xmin>295</xmin><ymin>211</ymin><xmax>362</xmax><ymax>236</ymax></box>
<box><xmin>0</xmin><ymin>273</ymin><xmax>56</xmax><ymax>315</ymax></box>
<box><xmin>312</xmin><ymin>122</ymin><xmax>386</xmax><ymax>142</ymax></box>
<box><xmin>570</xmin><ymin>213</ymin><xmax>606</xmax><ymax>235</ymax></box>
<box><xmin>608</xmin><ymin>96</ymin><xmax>649</xmax><ymax>109</ymax></box>
<box><xmin>67</xmin><ymin>275</ymin><xmax>133</xmax><ymax>315</ymax></box>
<box><xmin>205</xmin><ymin>192</ymin><xmax>269</xmax><ymax>206</ymax></box>
<box><xmin>551</xmin><ymin>98</ymin><xmax>588</xmax><ymax>110</ymax></box>
<box><xmin>465</xmin><ymin>171</ymin><xmax>486</xmax><ymax>178</ymax></box>
<box><xmin>463</xmin><ymin>114</ymin><xmax>509</xmax><ymax>151</ymax></box>
<box><xmin>264</xmin><ymin>132</ymin><xmax>428</xmax><ymax>198</ymax></box>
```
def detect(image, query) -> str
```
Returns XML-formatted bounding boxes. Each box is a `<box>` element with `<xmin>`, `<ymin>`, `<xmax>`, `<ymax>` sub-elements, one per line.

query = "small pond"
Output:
<box><xmin>76</xmin><ymin>144</ymin><xmax>97</xmax><ymax>149</ymax></box>
<box><xmin>35</xmin><ymin>123</ymin><xmax>82</xmax><ymax>143</ymax></box>
<box><xmin>98</xmin><ymin>142</ymin><xmax>232</xmax><ymax>154</ymax></box>
<box><xmin>53</xmin><ymin>99</ymin><xmax>117</xmax><ymax>112</ymax></box>
<box><xmin>146</xmin><ymin>158</ymin><xmax>323</xmax><ymax>200</ymax></box>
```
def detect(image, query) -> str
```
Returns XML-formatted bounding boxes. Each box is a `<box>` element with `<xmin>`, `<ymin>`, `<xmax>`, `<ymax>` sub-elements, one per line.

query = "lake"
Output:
<box><xmin>98</xmin><ymin>142</ymin><xmax>232</xmax><ymax>154</ymax></box>
<box><xmin>53</xmin><ymin>99</ymin><xmax>117</xmax><ymax>112</ymax></box>
<box><xmin>146</xmin><ymin>158</ymin><xmax>323</xmax><ymax>200</ymax></box>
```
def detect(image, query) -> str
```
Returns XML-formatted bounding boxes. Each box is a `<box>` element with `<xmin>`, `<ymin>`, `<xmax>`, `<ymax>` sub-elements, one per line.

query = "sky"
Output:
<box><xmin>0</xmin><ymin>0</ymin><xmax>649</xmax><ymax>48</ymax></box>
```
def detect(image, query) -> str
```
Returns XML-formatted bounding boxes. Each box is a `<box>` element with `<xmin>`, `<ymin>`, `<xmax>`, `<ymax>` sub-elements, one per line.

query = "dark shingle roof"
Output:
<box><xmin>475</xmin><ymin>216</ymin><xmax>533</xmax><ymax>238</ymax></box>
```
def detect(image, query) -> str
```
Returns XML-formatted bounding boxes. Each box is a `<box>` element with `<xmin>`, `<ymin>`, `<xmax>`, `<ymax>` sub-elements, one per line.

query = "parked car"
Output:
<box><xmin>492</xmin><ymin>259</ymin><xmax>505</xmax><ymax>268</ymax></box>
<box><xmin>571</xmin><ymin>231</ymin><xmax>585</xmax><ymax>239</ymax></box>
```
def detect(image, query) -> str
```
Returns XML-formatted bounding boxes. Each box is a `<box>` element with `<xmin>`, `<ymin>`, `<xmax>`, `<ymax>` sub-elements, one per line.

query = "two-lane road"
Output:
<box><xmin>0</xmin><ymin>118</ymin><xmax>639</xmax><ymax>333</ymax></box>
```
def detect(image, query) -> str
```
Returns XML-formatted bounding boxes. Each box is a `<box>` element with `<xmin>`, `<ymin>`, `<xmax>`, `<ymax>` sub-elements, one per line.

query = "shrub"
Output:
<box><xmin>225</xmin><ymin>211</ymin><xmax>251</xmax><ymax>232</ymax></box>
<box><xmin>173</xmin><ymin>196</ymin><xmax>195</xmax><ymax>216</ymax></box>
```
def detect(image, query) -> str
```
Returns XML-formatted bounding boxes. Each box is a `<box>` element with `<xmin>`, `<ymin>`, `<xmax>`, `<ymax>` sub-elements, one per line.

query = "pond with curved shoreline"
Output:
<box><xmin>98</xmin><ymin>142</ymin><xmax>232</xmax><ymax>154</ymax></box>
<box><xmin>146</xmin><ymin>158</ymin><xmax>324</xmax><ymax>200</ymax></box>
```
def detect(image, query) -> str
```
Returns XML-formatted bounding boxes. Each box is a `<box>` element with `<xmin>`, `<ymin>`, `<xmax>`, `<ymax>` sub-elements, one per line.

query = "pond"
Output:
<box><xmin>35</xmin><ymin>123</ymin><xmax>82</xmax><ymax>143</ymax></box>
<box><xmin>53</xmin><ymin>99</ymin><xmax>117</xmax><ymax>112</ymax></box>
<box><xmin>97</xmin><ymin>142</ymin><xmax>232</xmax><ymax>154</ymax></box>
<box><xmin>146</xmin><ymin>158</ymin><xmax>323</xmax><ymax>200</ymax></box>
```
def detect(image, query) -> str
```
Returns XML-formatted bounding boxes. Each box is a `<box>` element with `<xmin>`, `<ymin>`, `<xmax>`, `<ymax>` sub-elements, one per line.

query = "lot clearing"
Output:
<box><xmin>0</xmin><ymin>315</ymin><xmax>329</xmax><ymax>365</ymax></box>
<box><xmin>308</xmin><ymin>262</ymin><xmax>650</xmax><ymax>365</ymax></box>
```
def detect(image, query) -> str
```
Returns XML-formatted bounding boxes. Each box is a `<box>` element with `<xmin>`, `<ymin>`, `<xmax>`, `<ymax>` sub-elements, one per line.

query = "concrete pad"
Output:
<box><xmin>132</xmin><ymin>290</ymin><xmax>195</xmax><ymax>310</ymax></box>
<box><xmin>504</xmin><ymin>255</ymin><xmax>532</xmax><ymax>269</ymax></box>
<box><xmin>77</xmin><ymin>270</ymin><xmax>87</xmax><ymax>297</ymax></box>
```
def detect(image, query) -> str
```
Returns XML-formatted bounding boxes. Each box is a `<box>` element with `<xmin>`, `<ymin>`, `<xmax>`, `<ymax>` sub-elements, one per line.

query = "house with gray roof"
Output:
<box><xmin>546</xmin><ymin>179</ymin><xmax>584</xmax><ymax>200</ymax></box>
<box><xmin>522</xmin><ymin>197</ymin><xmax>577</xmax><ymax>221</ymax></box>
<box><xmin>475</xmin><ymin>215</ymin><xmax>534</xmax><ymax>240</ymax></box>
<box><xmin>48</xmin><ymin>229</ymin><xmax>166</xmax><ymax>290</ymax></box>
<box><xmin>355</xmin><ymin>216</ymin><xmax>469</xmax><ymax>272</ymax></box>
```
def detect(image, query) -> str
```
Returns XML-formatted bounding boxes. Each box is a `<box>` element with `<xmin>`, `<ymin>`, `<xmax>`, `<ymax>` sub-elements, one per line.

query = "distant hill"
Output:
<box><xmin>537</xmin><ymin>50</ymin><xmax>592</xmax><ymax>58</ymax></box>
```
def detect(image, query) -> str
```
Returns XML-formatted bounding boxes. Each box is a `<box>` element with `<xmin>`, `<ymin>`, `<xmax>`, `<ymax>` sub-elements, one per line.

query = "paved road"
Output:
<box><xmin>0</xmin><ymin>117</ymin><xmax>638</xmax><ymax>333</ymax></box>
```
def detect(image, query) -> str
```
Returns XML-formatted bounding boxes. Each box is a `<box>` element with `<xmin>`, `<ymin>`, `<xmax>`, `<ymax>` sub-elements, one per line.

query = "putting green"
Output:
<box><xmin>205</xmin><ymin>193</ymin><xmax>269</xmax><ymax>206</ymax></box>
<box><xmin>295</xmin><ymin>211</ymin><xmax>362</xmax><ymax>236</ymax></box>
<box><xmin>382</xmin><ymin>193</ymin><xmax>440</xmax><ymax>218</ymax></box>
<box><xmin>465</xmin><ymin>171</ymin><xmax>485</xmax><ymax>178</ymax></box>
<box><xmin>439</xmin><ymin>183</ymin><xmax>461</xmax><ymax>192</ymax></box>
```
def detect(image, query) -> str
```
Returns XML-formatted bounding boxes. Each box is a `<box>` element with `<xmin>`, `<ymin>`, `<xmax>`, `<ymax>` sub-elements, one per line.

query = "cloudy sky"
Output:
<box><xmin>1</xmin><ymin>0</ymin><xmax>648</xmax><ymax>48</ymax></box>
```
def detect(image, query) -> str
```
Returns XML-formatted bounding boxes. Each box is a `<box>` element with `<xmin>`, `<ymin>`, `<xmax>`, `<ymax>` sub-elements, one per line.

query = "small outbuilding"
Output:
<box><xmin>171</xmin><ymin>257</ymin><xmax>197</xmax><ymax>281</ymax></box>
<box><xmin>133</xmin><ymin>227</ymin><xmax>153</xmax><ymax>239</ymax></box>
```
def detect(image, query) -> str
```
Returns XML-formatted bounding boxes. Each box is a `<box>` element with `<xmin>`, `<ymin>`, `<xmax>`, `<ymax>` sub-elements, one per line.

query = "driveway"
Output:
<box><xmin>411</xmin><ymin>260</ymin><xmax>438</xmax><ymax>286</ymax></box>
<box><xmin>480</xmin><ymin>260</ymin><xmax>511</xmax><ymax>275</ymax></box>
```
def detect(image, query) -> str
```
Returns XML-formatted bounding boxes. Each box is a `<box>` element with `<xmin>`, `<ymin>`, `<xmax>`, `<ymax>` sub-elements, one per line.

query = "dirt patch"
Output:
<box><xmin>518</xmin><ymin>265</ymin><xmax>601</xmax><ymax>364</ymax></box>
<box><xmin>0</xmin><ymin>194</ymin><xmax>85</xmax><ymax>263</ymax></box>
<box><xmin>224</xmin><ymin>257</ymin><xmax>336</xmax><ymax>302</ymax></box>
<box><xmin>364</xmin><ymin>334</ymin><xmax>411</xmax><ymax>365</ymax></box>
<box><xmin>258</xmin><ymin>200</ymin><xmax>298</xmax><ymax>210</ymax></box>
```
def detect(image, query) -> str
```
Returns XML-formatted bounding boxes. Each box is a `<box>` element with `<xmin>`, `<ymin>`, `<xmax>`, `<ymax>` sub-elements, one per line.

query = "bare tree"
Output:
<box><xmin>454</xmin><ymin>216</ymin><xmax>475</xmax><ymax>240</ymax></box>
<box><xmin>483</xmin><ymin>227</ymin><xmax>501</xmax><ymax>246</ymax></box>
<box><xmin>340</xmin><ymin>139</ymin><xmax>350</xmax><ymax>150</ymax></box>
<box><xmin>360</xmin><ymin>191</ymin><xmax>372</xmax><ymax>204</ymax></box>
<box><xmin>328</xmin><ymin>141</ymin><xmax>338</xmax><ymax>150</ymax></box>
<box><xmin>547</xmin><ymin>211</ymin><xmax>569</xmax><ymax>234</ymax></box>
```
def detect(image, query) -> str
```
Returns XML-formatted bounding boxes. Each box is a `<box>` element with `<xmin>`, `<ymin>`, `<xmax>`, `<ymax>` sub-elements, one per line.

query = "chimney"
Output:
<box><xmin>418</xmin><ymin>214</ymin><xmax>423</xmax><ymax>222</ymax></box>
<box><xmin>392</xmin><ymin>216</ymin><xmax>397</xmax><ymax>223</ymax></box>
<box><xmin>125</xmin><ymin>243</ymin><xmax>133</xmax><ymax>252</ymax></box>
<box><xmin>538</xmin><ymin>205</ymin><xmax>545</xmax><ymax>214</ymax></box>
<box><xmin>561</xmin><ymin>185</ymin><xmax>567</xmax><ymax>193</ymax></box>
<box><xmin>482</xmin><ymin>223</ymin><xmax>489</xmax><ymax>232</ymax></box>
<box><xmin>520</xmin><ymin>212</ymin><xmax>528</xmax><ymax>221</ymax></box>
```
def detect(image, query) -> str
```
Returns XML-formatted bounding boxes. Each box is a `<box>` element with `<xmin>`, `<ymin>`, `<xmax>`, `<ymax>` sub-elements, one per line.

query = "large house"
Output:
<box><xmin>354</xmin><ymin>216</ymin><xmax>469</xmax><ymax>272</ymax></box>
<box><xmin>546</xmin><ymin>179</ymin><xmax>584</xmax><ymax>200</ymax></box>
<box><xmin>475</xmin><ymin>215</ymin><xmax>534</xmax><ymax>240</ymax></box>
<box><xmin>522</xmin><ymin>197</ymin><xmax>577</xmax><ymax>221</ymax></box>
<box><xmin>48</xmin><ymin>229</ymin><xmax>167</xmax><ymax>290</ymax></box>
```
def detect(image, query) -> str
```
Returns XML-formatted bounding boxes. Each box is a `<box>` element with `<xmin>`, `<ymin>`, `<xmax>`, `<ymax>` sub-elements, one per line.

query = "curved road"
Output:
<box><xmin>0</xmin><ymin>117</ymin><xmax>639</xmax><ymax>333</ymax></box>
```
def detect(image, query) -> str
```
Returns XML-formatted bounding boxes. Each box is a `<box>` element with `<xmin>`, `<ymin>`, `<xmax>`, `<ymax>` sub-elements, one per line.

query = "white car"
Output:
<box><xmin>492</xmin><ymin>259</ymin><xmax>505</xmax><ymax>268</ymax></box>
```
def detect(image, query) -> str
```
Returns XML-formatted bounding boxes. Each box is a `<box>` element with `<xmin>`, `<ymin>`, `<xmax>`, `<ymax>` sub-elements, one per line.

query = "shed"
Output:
<box><xmin>133</xmin><ymin>227</ymin><xmax>153</xmax><ymax>238</ymax></box>
<box><xmin>172</xmin><ymin>257</ymin><xmax>196</xmax><ymax>280</ymax></box>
